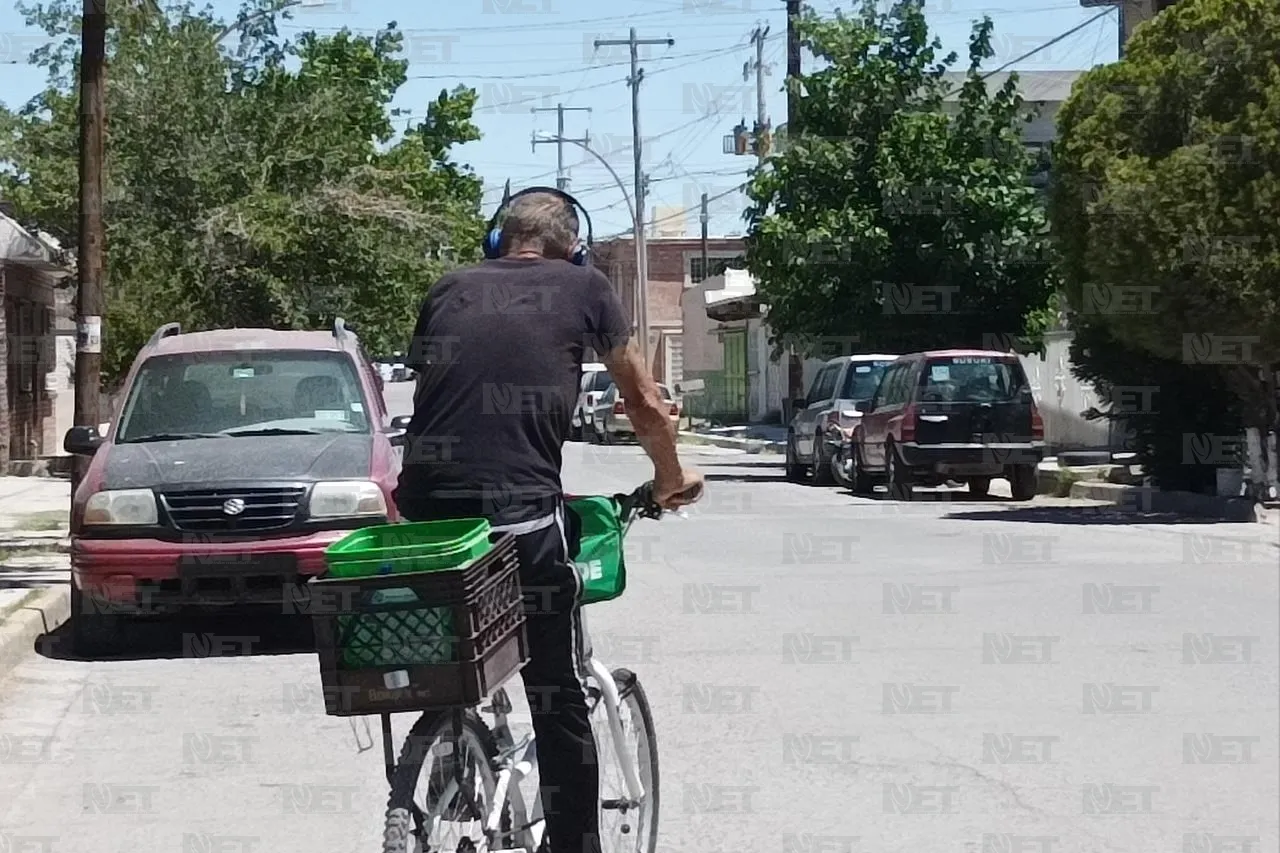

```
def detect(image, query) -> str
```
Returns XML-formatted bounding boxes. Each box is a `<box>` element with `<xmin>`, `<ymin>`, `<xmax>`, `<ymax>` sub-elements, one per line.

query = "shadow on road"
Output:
<box><xmin>943</xmin><ymin>506</ymin><xmax>1222</xmax><ymax>525</ymax></box>
<box><xmin>703</xmin><ymin>472</ymin><xmax>792</xmax><ymax>484</ymax></box>
<box><xmin>35</xmin><ymin>609</ymin><xmax>316</xmax><ymax>663</ymax></box>
<box><xmin>696</xmin><ymin>461</ymin><xmax>785</xmax><ymax>469</ymax></box>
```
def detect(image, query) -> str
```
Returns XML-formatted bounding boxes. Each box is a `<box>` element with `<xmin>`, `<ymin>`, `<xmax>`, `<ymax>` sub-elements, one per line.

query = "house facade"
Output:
<box><xmin>591</xmin><ymin>235</ymin><xmax>746</xmax><ymax>389</ymax></box>
<box><xmin>0</xmin><ymin>207</ymin><xmax>74</xmax><ymax>470</ymax></box>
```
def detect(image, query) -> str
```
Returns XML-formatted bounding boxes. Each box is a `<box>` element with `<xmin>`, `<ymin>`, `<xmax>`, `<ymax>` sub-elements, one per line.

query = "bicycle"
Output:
<box><xmin>377</xmin><ymin>482</ymin><xmax>685</xmax><ymax>853</ymax></box>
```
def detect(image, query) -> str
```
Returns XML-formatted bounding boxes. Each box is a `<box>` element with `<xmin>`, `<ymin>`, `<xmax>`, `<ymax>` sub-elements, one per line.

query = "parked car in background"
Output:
<box><xmin>785</xmin><ymin>354</ymin><xmax>898</xmax><ymax>484</ymax></box>
<box><xmin>587</xmin><ymin>382</ymin><xmax>680</xmax><ymax>444</ymax></box>
<box><xmin>61</xmin><ymin>319</ymin><xmax>411</xmax><ymax>655</ymax></box>
<box><xmin>570</xmin><ymin>362</ymin><xmax>611</xmax><ymax>442</ymax></box>
<box><xmin>847</xmin><ymin>349</ymin><xmax>1045</xmax><ymax>500</ymax></box>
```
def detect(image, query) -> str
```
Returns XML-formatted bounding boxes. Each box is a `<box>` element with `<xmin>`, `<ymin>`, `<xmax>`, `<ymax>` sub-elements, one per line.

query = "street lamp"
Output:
<box><xmin>215</xmin><ymin>0</ymin><xmax>329</xmax><ymax>46</ymax></box>
<box><xmin>534</xmin><ymin>134</ymin><xmax>647</xmax><ymax>350</ymax></box>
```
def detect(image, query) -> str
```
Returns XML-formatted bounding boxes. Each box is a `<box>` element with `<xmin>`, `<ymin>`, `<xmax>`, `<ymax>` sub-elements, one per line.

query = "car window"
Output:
<box><xmin>840</xmin><ymin>361</ymin><xmax>893</xmax><ymax>400</ymax></box>
<box><xmin>592</xmin><ymin>372</ymin><xmax>614</xmax><ymax>393</ymax></box>
<box><xmin>878</xmin><ymin>362</ymin><xmax>910</xmax><ymax>407</ymax></box>
<box><xmin>116</xmin><ymin>350</ymin><xmax>371</xmax><ymax>441</ymax></box>
<box><xmin>808</xmin><ymin>365</ymin><xmax>837</xmax><ymax>404</ymax></box>
<box><xmin>920</xmin><ymin>356</ymin><xmax>1024</xmax><ymax>403</ymax></box>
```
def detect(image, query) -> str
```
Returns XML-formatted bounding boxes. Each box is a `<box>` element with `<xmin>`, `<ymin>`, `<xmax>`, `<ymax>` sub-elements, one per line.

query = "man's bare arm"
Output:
<box><xmin>601</xmin><ymin>338</ymin><xmax>681</xmax><ymax>482</ymax></box>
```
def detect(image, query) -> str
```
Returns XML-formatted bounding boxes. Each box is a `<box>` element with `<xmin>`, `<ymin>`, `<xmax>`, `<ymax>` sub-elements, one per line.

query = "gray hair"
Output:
<box><xmin>499</xmin><ymin>192</ymin><xmax>580</xmax><ymax>258</ymax></box>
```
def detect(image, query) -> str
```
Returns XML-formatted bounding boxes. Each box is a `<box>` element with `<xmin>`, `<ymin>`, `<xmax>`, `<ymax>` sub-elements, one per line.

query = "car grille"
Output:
<box><xmin>161</xmin><ymin>486</ymin><xmax>306</xmax><ymax>533</ymax></box>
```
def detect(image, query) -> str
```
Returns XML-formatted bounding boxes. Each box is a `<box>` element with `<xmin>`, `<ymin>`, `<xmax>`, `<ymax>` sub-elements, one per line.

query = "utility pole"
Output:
<box><xmin>593</xmin><ymin>28</ymin><xmax>673</xmax><ymax>375</ymax></box>
<box><xmin>784</xmin><ymin>0</ymin><xmax>804</xmax><ymax>413</ymax></box>
<box><xmin>74</xmin><ymin>0</ymin><xmax>107</xmax><ymax>493</ymax></box>
<box><xmin>700</xmin><ymin>193</ymin><xmax>709</xmax><ymax>275</ymax></box>
<box><xmin>747</xmin><ymin>24</ymin><xmax>771</xmax><ymax>163</ymax></box>
<box><xmin>531</xmin><ymin>104</ymin><xmax>591</xmax><ymax>191</ymax></box>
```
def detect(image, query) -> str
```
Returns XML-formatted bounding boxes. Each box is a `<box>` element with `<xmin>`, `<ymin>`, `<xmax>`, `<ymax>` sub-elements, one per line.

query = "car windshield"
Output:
<box><xmin>920</xmin><ymin>356</ymin><xmax>1024</xmax><ymax>403</ymax></box>
<box><xmin>116</xmin><ymin>350</ymin><xmax>371</xmax><ymax>442</ymax></box>
<box><xmin>839</xmin><ymin>361</ymin><xmax>893</xmax><ymax>400</ymax></box>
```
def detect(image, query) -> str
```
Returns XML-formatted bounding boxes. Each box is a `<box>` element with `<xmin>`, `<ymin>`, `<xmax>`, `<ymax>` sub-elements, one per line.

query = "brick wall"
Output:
<box><xmin>594</xmin><ymin>236</ymin><xmax>745</xmax><ymax>377</ymax></box>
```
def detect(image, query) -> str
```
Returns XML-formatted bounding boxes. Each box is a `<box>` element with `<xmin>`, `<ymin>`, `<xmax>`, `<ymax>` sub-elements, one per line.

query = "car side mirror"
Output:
<box><xmin>387</xmin><ymin>415</ymin><xmax>412</xmax><ymax>447</ymax></box>
<box><xmin>791</xmin><ymin>397</ymin><xmax>807</xmax><ymax>412</ymax></box>
<box><xmin>65</xmin><ymin>425</ymin><xmax>103</xmax><ymax>456</ymax></box>
<box><xmin>853</xmin><ymin>400</ymin><xmax>872</xmax><ymax>414</ymax></box>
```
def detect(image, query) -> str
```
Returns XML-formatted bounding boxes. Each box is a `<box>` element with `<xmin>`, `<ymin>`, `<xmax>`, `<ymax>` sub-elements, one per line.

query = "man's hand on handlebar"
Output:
<box><xmin>653</xmin><ymin>467</ymin><xmax>705</xmax><ymax>510</ymax></box>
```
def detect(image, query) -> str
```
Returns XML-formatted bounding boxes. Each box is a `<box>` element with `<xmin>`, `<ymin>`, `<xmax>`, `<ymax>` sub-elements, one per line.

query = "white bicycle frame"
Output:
<box><xmin>413</xmin><ymin>653</ymin><xmax>645</xmax><ymax>852</ymax></box>
<box><xmin>411</xmin><ymin>497</ymin><xmax>664</xmax><ymax>852</ymax></box>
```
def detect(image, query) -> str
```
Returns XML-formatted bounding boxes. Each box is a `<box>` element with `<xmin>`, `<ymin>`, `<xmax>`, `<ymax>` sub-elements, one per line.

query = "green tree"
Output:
<box><xmin>1049</xmin><ymin>0</ymin><xmax>1280</xmax><ymax>498</ymax></box>
<box><xmin>744</xmin><ymin>1</ymin><xmax>1055</xmax><ymax>358</ymax></box>
<box><xmin>0</xmin><ymin>0</ymin><xmax>485</xmax><ymax>385</ymax></box>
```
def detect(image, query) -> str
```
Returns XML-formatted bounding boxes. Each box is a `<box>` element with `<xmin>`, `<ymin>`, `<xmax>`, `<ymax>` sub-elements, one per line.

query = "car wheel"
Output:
<box><xmin>785</xmin><ymin>434</ymin><xmax>806</xmax><ymax>481</ymax></box>
<box><xmin>850</xmin><ymin>442</ymin><xmax>875</xmax><ymax>495</ymax></box>
<box><xmin>887</xmin><ymin>443</ymin><xmax>915</xmax><ymax>501</ymax></box>
<box><xmin>1009</xmin><ymin>464</ymin><xmax>1037</xmax><ymax>501</ymax></box>
<box><xmin>70</xmin><ymin>584</ymin><xmax>125</xmax><ymax>658</ymax></box>
<box><xmin>810</xmin><ymin>433</ymin><xmax>834</xmax><ymax>486</ymax></box>
<box><xmin>968</xmin><ymin>476</ymin><xmax>991</xmax><ymax>497</ymax></box>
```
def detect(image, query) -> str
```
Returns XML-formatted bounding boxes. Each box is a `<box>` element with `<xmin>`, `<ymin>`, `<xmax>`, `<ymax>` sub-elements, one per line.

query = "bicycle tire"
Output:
<box><xmin>382</xmin><ymin>709</ymin><xmax>514</xmax><ymax>853</ymax></box>
<box><xmin>593</xmin><ymin>668</ymin><xmax>660</xmax><ymax>853</ymax></box>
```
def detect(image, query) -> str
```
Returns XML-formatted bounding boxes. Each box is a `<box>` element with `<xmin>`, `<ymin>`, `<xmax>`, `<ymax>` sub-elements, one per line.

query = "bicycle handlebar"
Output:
<box><xmin>615</xmin><ymin>480</ymin><xmax>703</xmax><ymax>525</ymax></box>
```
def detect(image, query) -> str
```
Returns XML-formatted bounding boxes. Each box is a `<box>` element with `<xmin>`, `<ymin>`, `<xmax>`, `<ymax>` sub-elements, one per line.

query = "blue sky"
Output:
<box><xmin>0</xmin><ymin>0</ymin><xmax>1119</xmax><ymax>238</ymax></box>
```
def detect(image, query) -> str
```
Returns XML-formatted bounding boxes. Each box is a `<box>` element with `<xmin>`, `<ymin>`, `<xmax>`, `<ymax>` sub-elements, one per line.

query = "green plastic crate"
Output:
<box><xmin>324</xmin><ymin>518</ymin><xmax>492</xmax><ymax>578</ymax></box>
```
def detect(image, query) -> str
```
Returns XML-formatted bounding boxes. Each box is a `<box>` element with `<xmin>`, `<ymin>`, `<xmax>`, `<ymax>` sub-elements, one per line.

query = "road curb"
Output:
<box><xmin>0</xmin><ymin>584</ymin><xmax>69</xmax><ymax>684</ymax></box>
<box><xmin>678</xmin><ymin>432</ymin><xmax>786</xmax><ymax>454</ymax></box>
<box><xmin>0</xmin><ymin>536</ymin><xmax>71</xmax><ymax>554</ymax></box>
<box><xmin>1068</xmin><ymin>481</ymin><xmax>1267</xmax><ymax>522</ymax></box>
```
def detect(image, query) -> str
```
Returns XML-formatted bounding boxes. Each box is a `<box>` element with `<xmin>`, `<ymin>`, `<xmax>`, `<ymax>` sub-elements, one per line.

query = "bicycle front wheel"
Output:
<box><xmin>383</xmin><ymin>709</ymin><xmax>514</xmax><ymax>853</ymax></box>
<box><xmin>590</xmin><ymin>668</ymin><xmax>659</xmax><ymax>853</ymax></box>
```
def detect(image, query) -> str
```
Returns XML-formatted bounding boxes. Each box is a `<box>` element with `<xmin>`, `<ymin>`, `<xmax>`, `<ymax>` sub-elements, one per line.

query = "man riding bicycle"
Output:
<box><xmin>393</xmin><ymin>187</ymin><xmax>704</xmax><ymax>853</ymax></box>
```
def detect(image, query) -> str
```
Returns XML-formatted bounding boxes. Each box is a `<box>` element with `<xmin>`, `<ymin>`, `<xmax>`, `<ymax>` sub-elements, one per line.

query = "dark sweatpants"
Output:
<box><xmin>396</xmin><ymin>496</ymin><xmax>600</xmax><ymax>853</ymax></box>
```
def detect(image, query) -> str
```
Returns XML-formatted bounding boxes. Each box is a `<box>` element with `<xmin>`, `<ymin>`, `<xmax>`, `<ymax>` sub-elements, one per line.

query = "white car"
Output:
<box><xmin>570</xmin><ymin>362</ymin><xmax>610</xmax><ymax>442</ymax></box>
<box><xmin>587</xmin><ymin>382</ymin><xmax>680</xmax><ymax>444</ymax></box>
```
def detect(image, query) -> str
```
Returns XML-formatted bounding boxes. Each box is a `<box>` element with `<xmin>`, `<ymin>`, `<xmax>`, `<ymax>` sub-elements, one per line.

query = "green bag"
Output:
<box><xmin>566</xmin><ymin>496</ymin><xmax>626</xmax><ymax>604</ymax></box>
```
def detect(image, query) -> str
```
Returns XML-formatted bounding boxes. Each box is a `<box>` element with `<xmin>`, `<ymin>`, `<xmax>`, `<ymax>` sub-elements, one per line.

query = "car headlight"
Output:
<box><xmin>84</xmin><ymin>489</ymin><xmax>158</xmax><ymax>525</ymax></box>
<box><xmin>309</xmin><ymin>480</ymin><xmax>387</xmax><ymax>518</ymax></box>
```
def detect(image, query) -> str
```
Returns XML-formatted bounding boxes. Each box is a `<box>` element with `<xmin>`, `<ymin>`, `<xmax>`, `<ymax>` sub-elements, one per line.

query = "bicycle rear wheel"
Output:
<box><xmin>383</xmin><ymin>709</ymin><xmax>515</xmax><ymax>853</ymax></box>
<box><xmin>590</xmin><ymin>668</ymin><xmax>659</xmax><ymax>853</ymax></box>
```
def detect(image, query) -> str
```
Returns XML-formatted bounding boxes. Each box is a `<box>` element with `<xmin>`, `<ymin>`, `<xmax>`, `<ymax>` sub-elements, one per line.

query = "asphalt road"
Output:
<box><xmin>1</xmin><ymin>392</ymin><xmax>1277</xmax><ymax>853</ymax></box>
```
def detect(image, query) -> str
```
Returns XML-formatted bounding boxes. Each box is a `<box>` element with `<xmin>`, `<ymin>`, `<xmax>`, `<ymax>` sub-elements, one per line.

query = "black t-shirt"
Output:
<box><xmin>394</xmin><ymin>257</ymin><xmax>631</xmax><ymax>526</ymax></box>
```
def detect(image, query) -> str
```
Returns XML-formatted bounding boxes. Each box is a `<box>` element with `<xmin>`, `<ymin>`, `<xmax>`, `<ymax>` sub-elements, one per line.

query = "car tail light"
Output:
<box><xmin>1031</xmin><ymin>404</ymin><xmax>1044</xmax><ymax>440</ymax></box>
<box><xmin>900</xmin><ymin>403</ymin><xmax>917</xmax><ymax>442</ymax></box>
<box><xmin>613</xmin><ymin>399</ymin><xmax>625</xmax><ymax>415</ymax></box>
<box><xmin>669</xmin><ymin>402</ymin><xmax>679</xmax><ymax>416</ymax></box>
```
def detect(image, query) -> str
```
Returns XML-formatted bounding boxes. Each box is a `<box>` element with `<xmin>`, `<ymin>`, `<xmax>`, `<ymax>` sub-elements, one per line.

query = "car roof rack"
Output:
<box><xmin>147</xmin><ymin>323</ymin><xmax>181</xmax><ymax>346</ymax></box>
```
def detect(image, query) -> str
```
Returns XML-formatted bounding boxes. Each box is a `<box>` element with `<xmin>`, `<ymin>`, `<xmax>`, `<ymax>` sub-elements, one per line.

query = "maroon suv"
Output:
<box><xmin>848</xmin><ymin>349</ymin><xmax>1045</xmax><ymax>500</ymax></box>
<box><xmin>62</xmin><ymin>320</ymin><xmax>408</xmax><ymax>653</ymax></box>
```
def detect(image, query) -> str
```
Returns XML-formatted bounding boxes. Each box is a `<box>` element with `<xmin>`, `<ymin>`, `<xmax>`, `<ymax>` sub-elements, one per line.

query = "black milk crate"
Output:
<box><xmin>310</xmin><ymin>532</ymin><xmax>528</xmax><ymax>716</ymax></box>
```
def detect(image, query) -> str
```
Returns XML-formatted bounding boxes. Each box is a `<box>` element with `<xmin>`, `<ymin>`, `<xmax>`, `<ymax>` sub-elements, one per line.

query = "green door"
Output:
<box><xmin>722</xmin><ymin>329</ymin><xmax>748</xmax><ymax>421</ymax></box>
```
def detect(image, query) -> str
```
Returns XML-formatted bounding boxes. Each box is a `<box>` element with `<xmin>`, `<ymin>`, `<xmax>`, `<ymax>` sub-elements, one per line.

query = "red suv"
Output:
<box><xmin>848</xmin><ymin>349</ymin><xmax>1045</xmax><ymax>500</ymax></box>
<box><xmin>62</xmin><ymin>320</ymin><xmax>409</xmax><ymax>653</ymax></box>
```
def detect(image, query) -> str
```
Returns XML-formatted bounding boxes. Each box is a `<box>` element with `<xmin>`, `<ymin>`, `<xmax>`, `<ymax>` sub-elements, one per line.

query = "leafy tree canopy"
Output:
<box><xmin>0</xmin><ymin>0</ymin><xmax>486</xmax><ymax>383</ymax></box>
<box><xmin>744</xmin><ymin>0</ymin><xmax>1056</xmax><ymax>359</ymax></box>
<box><xmin>1049</xmin><ymin>0</ymin><xmax>1280</xmax><ymax>421</ymax></box>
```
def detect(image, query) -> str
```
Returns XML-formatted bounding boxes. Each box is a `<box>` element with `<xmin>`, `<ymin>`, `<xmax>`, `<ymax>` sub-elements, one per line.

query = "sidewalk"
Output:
<box><xmin>678</xmin><ymin>424</ymin><xmax>789</xmax><ymax>453</ymax></box>
<box><xmin>0</xmin><ymin>476</ymin><xmax>71</xmax><ymax>683</ymax></box>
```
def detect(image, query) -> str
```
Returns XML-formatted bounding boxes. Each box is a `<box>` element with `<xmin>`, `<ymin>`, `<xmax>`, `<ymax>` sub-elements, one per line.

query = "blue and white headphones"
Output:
<box><xmin>482</xmin><ymin>186</ymin><xmax>594</xmax><ymax>266</ymax></box>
